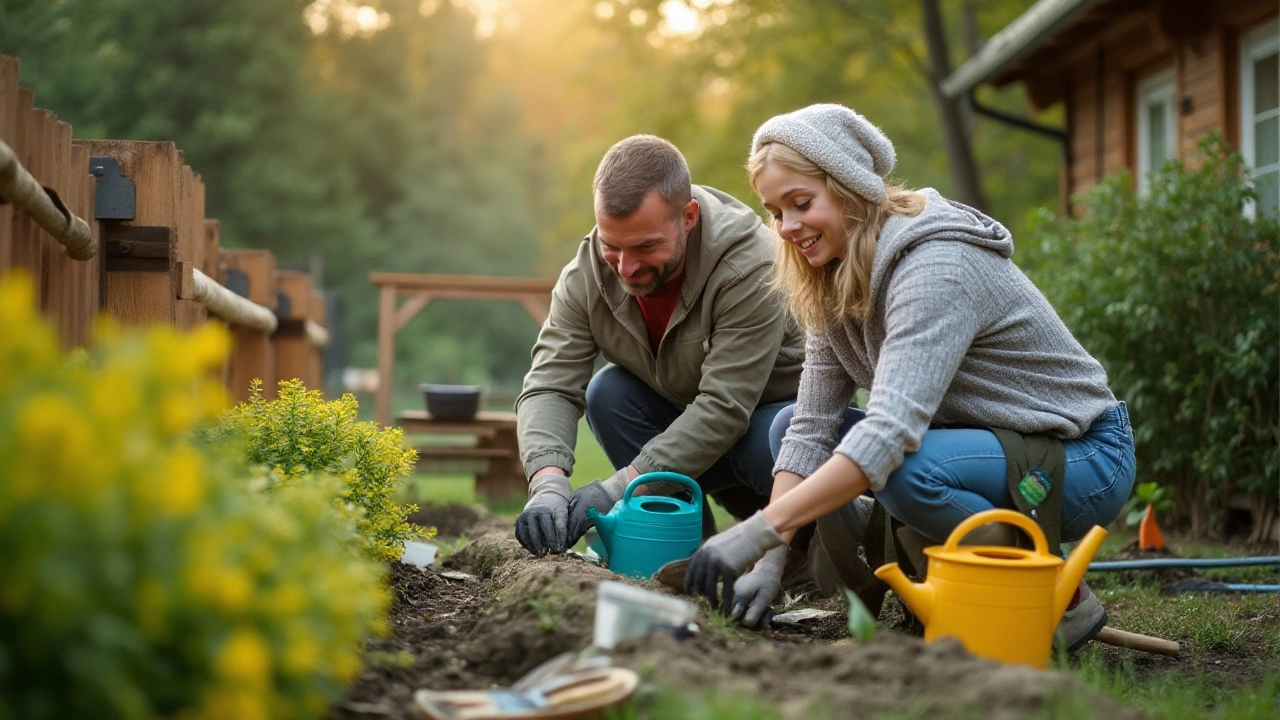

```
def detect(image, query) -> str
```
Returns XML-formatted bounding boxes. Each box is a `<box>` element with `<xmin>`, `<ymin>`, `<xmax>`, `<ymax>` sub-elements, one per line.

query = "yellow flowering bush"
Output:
<box><xmin>208</xmin><ymin>379</ymin><xmax>426</xmax><ymax>562</ymax></box>
<box><xmin>0</xmin><ymin>272</ymin><xmax>388</xmax><ymax>720</ymax></box>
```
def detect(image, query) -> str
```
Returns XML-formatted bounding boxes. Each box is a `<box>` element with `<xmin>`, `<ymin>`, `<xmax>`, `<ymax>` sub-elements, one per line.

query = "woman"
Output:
<box><xmin>684</xmin><ymin>104</ymin><xmax>1136</xmax><ymax>651</ymax></box>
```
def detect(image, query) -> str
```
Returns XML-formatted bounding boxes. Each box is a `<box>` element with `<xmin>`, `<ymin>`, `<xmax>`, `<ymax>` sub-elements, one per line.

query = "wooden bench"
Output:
<box><xmin>396</xmin><ymin>410</ymin><xmax>526</xmax><ymax>501</ymax></box>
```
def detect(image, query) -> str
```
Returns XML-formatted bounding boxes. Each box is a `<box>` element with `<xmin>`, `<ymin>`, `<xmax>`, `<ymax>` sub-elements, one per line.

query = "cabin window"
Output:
<box><xmin>1136</xmin><ymin>68</ymin><xmax>1176</xmax><ymax>195</ymax></box>
<box><xmin>1241</xmin><ymin>18</ymin><xmax>1279</xmax><ymax>218</ymax></box>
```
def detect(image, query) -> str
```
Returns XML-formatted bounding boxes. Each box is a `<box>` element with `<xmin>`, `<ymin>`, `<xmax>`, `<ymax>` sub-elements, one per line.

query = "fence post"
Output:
<box><xmin>223</xmin><ymin>249</ymin><xmax>278</xmax><ymax>402</ymax></box>
<box><xmin>274</xmin><ymin>269</ymin><xmax>316</xmax><ymax>391</ymax></box>
<box><xmin>83</xmin><ymin>141</ymin><xmax>185</xmax><ymax>326</ymax></box>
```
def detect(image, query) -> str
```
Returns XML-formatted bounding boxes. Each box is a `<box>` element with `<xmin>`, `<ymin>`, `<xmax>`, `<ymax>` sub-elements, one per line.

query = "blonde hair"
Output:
<box><xmin>747</xmin><ymin>142</ymin><xmax>925</xmax><ymax>330</ymax></box>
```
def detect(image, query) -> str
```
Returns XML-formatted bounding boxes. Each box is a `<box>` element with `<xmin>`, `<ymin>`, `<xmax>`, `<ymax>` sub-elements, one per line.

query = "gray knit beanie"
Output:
<box><xmin>750</xmin><ymin>104</ymin><xmax>896</xmax><ymax>205</ymax></box>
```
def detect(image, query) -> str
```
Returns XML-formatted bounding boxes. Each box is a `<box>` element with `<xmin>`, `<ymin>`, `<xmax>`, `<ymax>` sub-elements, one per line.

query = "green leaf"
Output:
<box><xmin>844</xmin><ymin>588</ymin><xmax>876</xmax><ymax>643</ymax></box>
<box><xmin>1126</xmin><ymin>508</ymin><xmax>1147</xmax><ymax>527</ymax></box>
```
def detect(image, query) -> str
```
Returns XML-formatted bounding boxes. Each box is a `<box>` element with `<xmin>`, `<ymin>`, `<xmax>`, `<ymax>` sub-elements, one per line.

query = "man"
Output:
<box><xmin>514</xmin><ymin>134</ymin><xmax>805</xmax><ymax>559</ymax></box>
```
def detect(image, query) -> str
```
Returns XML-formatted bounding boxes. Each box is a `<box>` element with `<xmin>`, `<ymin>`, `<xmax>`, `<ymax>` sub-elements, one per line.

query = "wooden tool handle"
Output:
<box><xmin>1095</xmin><ymin>626</ymin><xmax>1181</xmax><ymax>656</ymax></box>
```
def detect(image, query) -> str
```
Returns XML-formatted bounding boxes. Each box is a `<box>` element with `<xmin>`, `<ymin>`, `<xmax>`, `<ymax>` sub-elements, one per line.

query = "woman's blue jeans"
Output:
<box><xmin>767</xmin><ymin>403</ymin><xmax>1137</xmax><ymax>544</ymax></box>
<box><xmin>584</xmin><ymin>365</ymin><xmax>788</xmax><ymax>521</ymax></box>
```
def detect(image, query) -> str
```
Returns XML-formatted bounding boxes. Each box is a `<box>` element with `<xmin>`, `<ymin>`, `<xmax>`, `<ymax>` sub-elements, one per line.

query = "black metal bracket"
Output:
<box><xmin>89</xmin><ymin>156</ymin><xmax>136</xmax><ymax>221</ymax></box>
<box><xmin>276</xmin><ymin>290</ymin><xmax>292</xmax><ymax>318</ymax></box>
<box><xmin>225</xmin><ymin>268</ymin><xmax>251</xmax><ymax>298</ymax></box>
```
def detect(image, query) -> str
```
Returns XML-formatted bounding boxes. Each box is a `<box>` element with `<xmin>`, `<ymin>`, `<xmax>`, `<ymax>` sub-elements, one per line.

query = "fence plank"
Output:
<box><xmin>0</xmin><ymin>56</ymin><xmax>18</xmax><ymax>271</ymax></box>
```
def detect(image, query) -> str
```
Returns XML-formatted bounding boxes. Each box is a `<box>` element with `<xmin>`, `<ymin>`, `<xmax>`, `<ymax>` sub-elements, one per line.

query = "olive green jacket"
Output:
<box><xmin>516</xmin><ymin>185</ymin><xmax>804</xmax><ymax>480</ymax></box>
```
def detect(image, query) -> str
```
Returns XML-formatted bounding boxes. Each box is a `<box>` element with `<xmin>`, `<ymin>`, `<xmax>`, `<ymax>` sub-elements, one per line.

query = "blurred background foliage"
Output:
<box><xmin>0</xmin><ymin>0</ymin><xmax>1060</xmax><ymax>407</ymax></box>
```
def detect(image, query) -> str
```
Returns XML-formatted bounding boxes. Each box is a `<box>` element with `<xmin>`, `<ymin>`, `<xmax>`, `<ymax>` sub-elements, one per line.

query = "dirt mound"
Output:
<box><xmin>333</xmin><ymin>510</ymin><xmax>1150</xmax><ymax>720</ymax></box>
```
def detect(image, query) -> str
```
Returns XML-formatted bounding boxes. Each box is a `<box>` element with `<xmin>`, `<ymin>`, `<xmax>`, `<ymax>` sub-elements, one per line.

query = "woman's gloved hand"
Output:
<box><xmin>565</xmin><ymin>467</ymin><xmax>630</xmax><ymax>547</ymax></box>
<box><xmin>730</xmin><ymin>545</ymin><xmax>789</xmax><ymax>629</ymax></box>
<box><xmin>514</xmin><ymin>473</ymin><xmax>571</xmax><ymax>557</ymax></box>
<box><xmin>684</xmin><ymin>510</ymin><xmax>785</xmax><ymax>614</ymax></box>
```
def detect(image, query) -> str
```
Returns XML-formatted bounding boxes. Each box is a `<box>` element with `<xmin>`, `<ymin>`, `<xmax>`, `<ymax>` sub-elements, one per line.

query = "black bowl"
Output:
<box><xmin>420</xmin><ymin>384</ymin><xmax>485</xmax><ymax>420</ymax></box>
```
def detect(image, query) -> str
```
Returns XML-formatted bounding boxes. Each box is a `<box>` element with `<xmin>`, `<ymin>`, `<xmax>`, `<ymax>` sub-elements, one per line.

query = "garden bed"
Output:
<box><xmin>326</xmin><ymin>505</ymin><xmax>1197</xmax><ymax>720</ymax></box>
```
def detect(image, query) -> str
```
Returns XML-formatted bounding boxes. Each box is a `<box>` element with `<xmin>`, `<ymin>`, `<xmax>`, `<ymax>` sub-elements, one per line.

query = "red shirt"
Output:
<box><xmin>635</xmin><ymin>277</ymin><xmax>684</xmax><ymax>354</ymax></box>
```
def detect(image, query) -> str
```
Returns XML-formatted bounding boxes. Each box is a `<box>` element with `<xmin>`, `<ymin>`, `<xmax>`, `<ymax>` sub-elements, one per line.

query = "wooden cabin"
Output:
<box><xmin>944</xmin><ymin>0</ymin><xmax>1278</xmax><ymax>216</ymax></box>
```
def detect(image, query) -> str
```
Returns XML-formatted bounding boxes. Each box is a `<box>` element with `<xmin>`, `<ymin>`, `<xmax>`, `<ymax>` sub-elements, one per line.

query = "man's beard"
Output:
<box><xmin>617</xmin><ymin>234</ymin><xmax>688</xmax><ymax>297</ymax></box>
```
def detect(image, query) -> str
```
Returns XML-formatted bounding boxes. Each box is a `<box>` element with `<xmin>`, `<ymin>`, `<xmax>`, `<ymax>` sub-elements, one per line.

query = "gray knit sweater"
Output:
<box><xmin>773</xmin><ymin>189</ymin><xmax>1116</xmax><ymax>491</ymax></box>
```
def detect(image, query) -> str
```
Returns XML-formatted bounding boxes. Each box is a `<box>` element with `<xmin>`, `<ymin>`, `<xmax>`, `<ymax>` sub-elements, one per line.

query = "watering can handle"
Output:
<box><xmin>623</xmin><ymin>471</ymin><xmax>703</xmax><ymax>509</ymax></box>
<box><xmin>942</xmin><ymin>509</ymin><xmax>1049</xmax><ymax>556</ymax></box>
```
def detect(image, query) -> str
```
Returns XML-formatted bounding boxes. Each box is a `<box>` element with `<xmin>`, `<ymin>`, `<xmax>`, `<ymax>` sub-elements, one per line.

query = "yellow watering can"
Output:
<box><xmin>873</xmin><ymin>509</ymin><xmax>1107</xmax><ymax>668</ymax></box>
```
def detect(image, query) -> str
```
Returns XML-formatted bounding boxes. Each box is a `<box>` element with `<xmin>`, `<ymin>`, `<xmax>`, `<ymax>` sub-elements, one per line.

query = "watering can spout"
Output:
<box><xmin>586</xmin><ymin>507</ymin><xmax>616</xmax><ymax>556</ymax></box>
<box><xmin>874</xmin><ymin>563</ymin><xmax>933</xmax><ymax>626</ymax></box>
<box><xmin>1055</xmin><ymin>525</ymin><xmax>1107</xmax><ymax>619</ymax></box>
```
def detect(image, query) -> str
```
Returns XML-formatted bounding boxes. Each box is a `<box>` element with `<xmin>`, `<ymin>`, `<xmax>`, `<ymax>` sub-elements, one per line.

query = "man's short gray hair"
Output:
<box><xmin>592</xmin><ymin>135</ymin><xmax>692</xmax><ymax>219</ymax></box>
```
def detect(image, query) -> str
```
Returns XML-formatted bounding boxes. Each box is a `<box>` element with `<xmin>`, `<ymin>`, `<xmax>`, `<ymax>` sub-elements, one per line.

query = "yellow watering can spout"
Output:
<box><xmin>1055</xmin><ymin>525</ymin><xmax>1107</xmax><ymax>619</ymax></box>
<box><xmin>873</xmin><ymin>562</ymin><xmax>933</xmax><ymax>626</ymax></box>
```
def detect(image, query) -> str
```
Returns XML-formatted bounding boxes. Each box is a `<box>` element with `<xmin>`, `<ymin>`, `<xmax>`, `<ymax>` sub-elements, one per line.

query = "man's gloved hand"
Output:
<box><xmin>684</xmin><ymin>510</ymin><xmax>786</xmax><ymax>614</ymax></box>
<box><xmin>514</xmin><ymin>473</ymin><xmax>571</xmax><ymax>557</ymax></box>
<box><xmin>729</xmin><ymin>545</ymin><xmax>788</xmax><ymax>629</ymax></box>
<box><xmin>566</xmin><ymin>467</ymin><xmax>630</xmax><ymax>548</ymax></box>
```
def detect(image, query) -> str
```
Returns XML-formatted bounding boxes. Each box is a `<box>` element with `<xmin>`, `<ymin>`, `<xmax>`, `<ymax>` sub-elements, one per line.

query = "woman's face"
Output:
<box><xmin>755</xmin><ymin>161</ymin><xmax>847</xmax><ymax>267</ymax></box>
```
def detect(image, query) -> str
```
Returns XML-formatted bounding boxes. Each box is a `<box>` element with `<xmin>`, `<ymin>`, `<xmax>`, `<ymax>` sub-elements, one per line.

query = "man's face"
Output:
<box><xmin>597</xmin><ymin>189</ymin><xmax>697</xmax><ymax>297</ymax></box>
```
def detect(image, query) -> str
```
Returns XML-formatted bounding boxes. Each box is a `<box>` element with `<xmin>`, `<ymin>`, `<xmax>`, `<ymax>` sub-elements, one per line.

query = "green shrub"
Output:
<box><xmin>209</xmin><ymin>379</ymin><xmax>425</xmax><ymax>561</ymax></box>
<box><xmin>0</xmin><ymin>272</ymin><xmax>388</xmax><ymax>720</ymax></box>
<box><xmin>1025</xmin><ymin>135</ymin><xmax>1279</xmax><ymax>535</ymax></box>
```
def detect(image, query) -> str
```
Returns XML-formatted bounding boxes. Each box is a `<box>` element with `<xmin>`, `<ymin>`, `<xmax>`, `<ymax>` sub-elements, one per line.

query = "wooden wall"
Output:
<box><xmin>1012</xmin><ymin>1</ymin><xmax>1278</xmax><ymax>207</ymax></box>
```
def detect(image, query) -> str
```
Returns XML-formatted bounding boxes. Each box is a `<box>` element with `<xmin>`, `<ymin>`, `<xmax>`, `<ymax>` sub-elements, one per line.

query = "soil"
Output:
<box><xmin>329</xmin><ymin>504</ymin><xmax>1180</xmax><ymax>720</ymax></box>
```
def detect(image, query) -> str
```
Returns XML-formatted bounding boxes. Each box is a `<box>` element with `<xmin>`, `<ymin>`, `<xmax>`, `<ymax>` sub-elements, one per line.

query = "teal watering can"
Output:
<box><xmin>585</xmin><ymin>471</ymin><xmax>703</xmax><ymax>579</ymax></box>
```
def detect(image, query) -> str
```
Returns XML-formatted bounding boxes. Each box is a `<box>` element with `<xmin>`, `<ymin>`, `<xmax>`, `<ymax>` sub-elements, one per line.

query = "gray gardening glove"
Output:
<box><xmin>730</xmin><ymin>545</ymin><xmax>788</xmax><ymax>630</ymax></box>
<box><xmin>514</xmin><ymin>473</ymin><xmax>571</xmax><ymax>557</ymax></box>
<box><xmin>684</xmin><ymin>511</ymin><xmax>786</xmax><ymax>614</ymax></box>
<box><xmin>566</xmin><ymin>467</ymin><xmax>631</xmax><ymax>548</ymax></box>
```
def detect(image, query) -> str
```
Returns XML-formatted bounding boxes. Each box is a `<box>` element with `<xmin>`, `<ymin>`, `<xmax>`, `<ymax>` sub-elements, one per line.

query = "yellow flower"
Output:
<box><xmin>157</xmin><ymin>446</ymin><xmax>204</xmax><ymax>517</ymax></box>
<box><xmin>189</xmin><ymin>323</ymin><xmax>231</xmax><ymax>370</ymax></box>
<box><xmin>215</xmin><ymin>628</ymin><xmax>271</xmax><ymax>687</ymax></box>
<box><xmin>159</xmin><ymin>393</ymin><xmax>196</xmax><ymax>435</ymax></box>
<box><xmin>197</xmin><ymin>686</ymin><xmax>269</xmax><ymax>720</ymax></box>
<box><xmin>281</xmin><ymin>628</ymin><xmax>319</xmax><ymax>676</ymax></box>
<box><xmin>89</xmin><ymin>366</ymin><xmax>140</xmax><ymax>427</ymax></box>
<box><xmin>331</xmin><ymin>650</ymin><xmax>362</xmax><ymax>684</ymax></box>
<box><xmin>14</xmin><ymin>393</ymin><xmax>99</xmax><ymax>499</ymax></box>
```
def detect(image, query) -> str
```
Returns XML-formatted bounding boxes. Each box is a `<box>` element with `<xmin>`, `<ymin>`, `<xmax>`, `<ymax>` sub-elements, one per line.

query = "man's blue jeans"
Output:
<box><xmin>584</xmin><ymin>365</ymin><xmax>789</xmax><ymax>522</ymax></box>
<box><xmin>768</xmin><ymin>403</ymin><xmax>1137</xmax><ymax>544</ymax></box>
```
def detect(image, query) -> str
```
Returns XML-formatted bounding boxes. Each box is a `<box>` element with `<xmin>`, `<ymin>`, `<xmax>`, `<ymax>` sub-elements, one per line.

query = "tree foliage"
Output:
<box><xmin>1025</xmin><ymin>136</ymin><xmax>1279</xmax><ymax>537</ymax></box>
<box><xmin>1</xmin><ymin>0</ymin><xmax>1060</xmax><ymax>401</ymax></box>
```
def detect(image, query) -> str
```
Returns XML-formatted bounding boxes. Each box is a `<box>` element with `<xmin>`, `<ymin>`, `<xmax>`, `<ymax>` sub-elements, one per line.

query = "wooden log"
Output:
<box><xmin>178</xmin><ymin>263</ymin><xmax>277</xmax><ymax>333</ymax></box>
<box><xmin>0</xmin><ymin>138</ymin><xmax>94</xmax><ymax>260</ymax></box>
<box><xmin>304</xmin><ymin>319</ymin><xmax>329</xmax><ymax>349</ymax></box>
<box><xmin>1094</xmin><ymin>627</ymin><xmax>1181</xmax><ymax>657</ymax></box>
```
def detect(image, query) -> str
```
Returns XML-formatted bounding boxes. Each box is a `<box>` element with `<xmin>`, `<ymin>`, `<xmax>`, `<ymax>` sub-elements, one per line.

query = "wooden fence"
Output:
<box><xmin>0</xmin><ymin>55</ymin><xmax>326</xmax><ymax>401</ymax></box>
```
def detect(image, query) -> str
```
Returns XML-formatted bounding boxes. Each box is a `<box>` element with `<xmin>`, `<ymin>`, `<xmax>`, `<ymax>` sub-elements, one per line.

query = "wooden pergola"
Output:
<box><xmin>371</xmin><ymin>272</ymin><xmax>555</xmax><ymax>428</ymax></box>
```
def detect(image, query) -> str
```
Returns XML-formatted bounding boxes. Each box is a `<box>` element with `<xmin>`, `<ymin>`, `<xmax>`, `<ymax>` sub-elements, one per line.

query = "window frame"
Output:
<box><xmin>1135</xmin><ymin>67</ymin><xmax>1177</xmax><ymax>196</ymax></box>
<box><xmin>1240</xmin><ymin>18</ymin><xmax>1279</xmax><ymax>219</ymax></box>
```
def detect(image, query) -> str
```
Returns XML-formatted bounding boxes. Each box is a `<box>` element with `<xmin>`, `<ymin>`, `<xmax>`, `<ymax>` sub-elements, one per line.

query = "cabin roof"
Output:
<box><xmin>941</xmin><ymin>0</ymin><xmax>1104</xmax><ymax>99</ymax></box>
